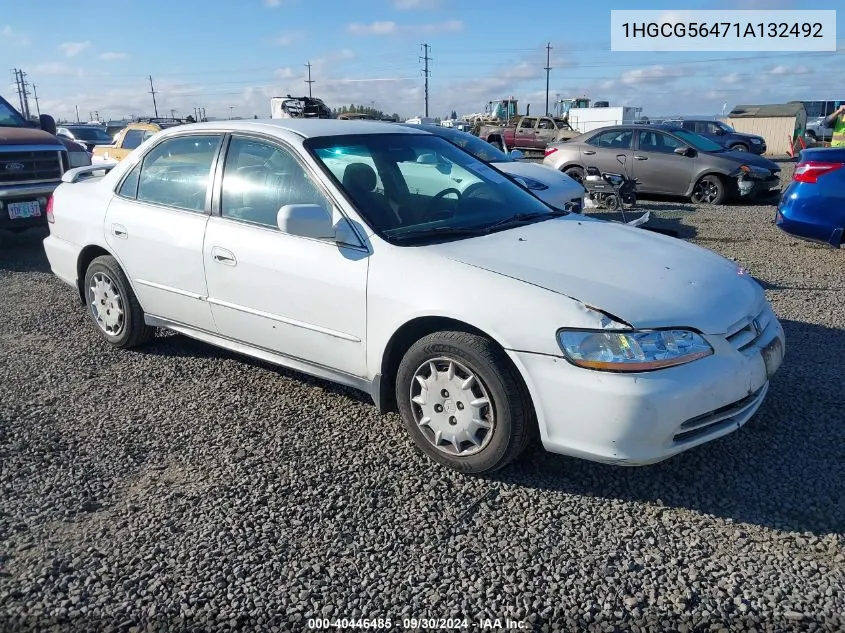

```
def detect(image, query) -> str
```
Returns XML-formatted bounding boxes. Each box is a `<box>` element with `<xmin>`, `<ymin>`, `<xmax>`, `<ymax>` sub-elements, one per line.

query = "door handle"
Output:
<box><xmin>211</xmin><ymin>246</ymin><xmax>237</xmax><ymax>266</ymax></box>
<box><xmin>583</xmin><ymin>150</ymin><xmax>596</xmax><ymax>155</ymax></box>
<box><xmin>634</xmin><ymin>155</ymin><xmax>648</xmax><ymax>160</ymax></box>
<box><xmin>111</xmin><ymin>223</ymin><xmax>127</xmax><ymax>239</ymax></box>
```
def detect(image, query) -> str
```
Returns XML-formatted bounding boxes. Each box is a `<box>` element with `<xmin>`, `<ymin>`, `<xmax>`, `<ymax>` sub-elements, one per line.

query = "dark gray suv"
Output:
<box><xmin>543</xmin><ymin>125</ymin><xmax>781</xmax><ymax>205</ymax></box>
<box><xmin>664</xmin><ymin>119</ymin><xmax>767</xmax><ymax>155</ymax></box>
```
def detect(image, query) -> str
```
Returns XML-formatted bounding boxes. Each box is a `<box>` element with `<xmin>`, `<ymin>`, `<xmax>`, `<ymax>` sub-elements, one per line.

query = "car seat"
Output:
<box><xmin>341</xmin><ymin>163</ymin><xmax>399</xmax><ymax>229</ymax></box>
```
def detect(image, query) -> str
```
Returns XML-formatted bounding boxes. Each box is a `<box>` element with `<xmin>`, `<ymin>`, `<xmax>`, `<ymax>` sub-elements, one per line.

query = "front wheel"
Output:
<box><xmin>84</xmin><ymin>255</ymin><xmax>154</xmax><ymax>348</ymax></box>
<box><xmin>691</xmin><ymin>174</ymin><xmax>726</xmax><ymax>205</ymax></box>
<box><xmin>730</xmin><ymin>143</ymin><xmax>748</xmax><ymax>152</ymax></box>
<box><xmin>395</xmin><ymin>331</ymin><xmax>534</xmax><ymax>474</ymax></box>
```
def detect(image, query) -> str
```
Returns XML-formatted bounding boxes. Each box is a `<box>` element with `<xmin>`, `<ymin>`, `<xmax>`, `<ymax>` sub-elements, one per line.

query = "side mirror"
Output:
<box><xmin>714</xmin><ymin>128</ymin><xmax>725</xmax><ymax>136</ymax></box>
<box><xmin>674</xmin><ymin>146</ymin><xmax>693</xmax><ymax>156</ymax></box>
<box><xmin>416</xmin><ymin>152</ymin><xmax>439</xmax><ymax>165</ymax></box>
<box><xmin>277</xmin><ymin>204</ymin><xmax>336</xmax><ymax>240</ymax></box>
<box><xmin>509</xmin><ymin>149</ymin><xmax>525</xmax><ymax>160</ymax></box>
<box><xmin>39</xmin><ymin>114</ymin><xmax>57</xmax><ymax>136</ymax></box>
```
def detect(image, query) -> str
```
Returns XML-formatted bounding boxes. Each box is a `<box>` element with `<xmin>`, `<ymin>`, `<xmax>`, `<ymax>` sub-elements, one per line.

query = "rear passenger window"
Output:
<box><xmin>121</xmin><ymin>129</ymin><xmax>146</xmax><ymax>150</ymax></box>
<box><xmin>136</xmin><ymin>134</ymin><xmax>222</xmax><ymax>212</ymax></box>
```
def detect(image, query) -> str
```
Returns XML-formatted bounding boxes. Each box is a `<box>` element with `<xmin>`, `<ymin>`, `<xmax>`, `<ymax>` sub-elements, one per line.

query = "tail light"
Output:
<box><xmin>46</xmin><ymin>195</ymin><xmax>54</xmax><ymax>223</ymax></box>
<box><xmin>793</xmin><ymin>160</ymin><xmax>845</xmax><ymax>183</ymax></box>
<box><xmin>544</xmin><ymin>147</ymin><xmax>559</xmax><ymax>157</ymax></box>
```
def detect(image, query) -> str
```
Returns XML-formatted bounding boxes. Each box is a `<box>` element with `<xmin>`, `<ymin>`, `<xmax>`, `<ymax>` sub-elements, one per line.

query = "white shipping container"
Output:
<box><xmin>567</xmin><ymin>106</ymin><xmax>641</xmax><ymax>134</ymax></box>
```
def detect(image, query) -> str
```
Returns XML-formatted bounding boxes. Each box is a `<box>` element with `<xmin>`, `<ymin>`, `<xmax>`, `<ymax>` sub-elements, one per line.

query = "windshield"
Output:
<box><xmin>306</xmin><ymin>133</ymin><xmax>560</xmax><ymax>244</ymax></box>
<box><xmin>0</xmin><ymin>97</ymin><xmax>27</xmax><ymax>128</ymax></box>
<box><xmin>672</xmin><ymin>129</ymin><xmax>725</xmax><ymax>153</ymax></box>
<box><xmin>68</xmin><ymin>126</ymin><xmax>113</xmax><ymax>142</ymax></box>
<box><xmin>716</xmin><ymin>121</ymin><xmax>735</xmax><ymax>133</ymax></box>
<box><xmin>429</xmin><ymin>127</ymin><xmax>511</xmax><ymax>163</ymax></box>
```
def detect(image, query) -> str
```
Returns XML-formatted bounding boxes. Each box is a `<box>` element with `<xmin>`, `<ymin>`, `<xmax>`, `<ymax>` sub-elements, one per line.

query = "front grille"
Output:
<box><xmin>0</xmin><ymin>150</ymin><xmax>63</xmax><ymax>185</ymax></box>
<box><xmin>725</xmin><ymin>304</ymin><xmax>774</xmax><ymax>352</ymax></box>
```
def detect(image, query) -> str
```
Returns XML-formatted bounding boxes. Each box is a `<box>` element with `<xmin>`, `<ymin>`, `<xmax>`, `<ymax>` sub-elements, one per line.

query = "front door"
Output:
<box><xmin>202</xmin><ymin>135</ymin><xmax>368</xmax><ymax>377</ymax></box>
<box><xmin>104</xmin><ymin>133</ymin><xmax>224</xmax><ymax>331</ymax></box>
<box><xmin>631</xmin><ymin>129</ymin><xmax>695</xmax><ymax>195</ymax></box>
<box><xmin>514</xmin><ymin>117</ymin><xmax>537</xmax><ymax>149</ymax></box>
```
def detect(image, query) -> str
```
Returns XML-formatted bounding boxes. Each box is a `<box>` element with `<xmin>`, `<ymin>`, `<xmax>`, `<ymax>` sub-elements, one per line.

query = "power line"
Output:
<box><xmin>420</xmin><ymin>43</ymin><xmax>431</xmax><ymax>117</ymax></box>
<box><xmin>149</xmin><ymin>75</ymin><xmax>159</xmax><ymax>117</ymax></box>
<box><xmin>544</xmin><ymin>42</ymin><xmax>552</xmax><ymax>117</ymax></box>
<box><xmin>304</xmin><ymin>61</ymin><xmax>315</xmax><ymax>97</ymax></box>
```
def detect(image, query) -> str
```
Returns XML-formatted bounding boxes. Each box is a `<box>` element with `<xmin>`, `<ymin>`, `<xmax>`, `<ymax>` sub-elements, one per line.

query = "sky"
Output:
<box><xmin>1</xmin><ymin>0</ymin><xmax>843</xmax><ymax>123</ymax></box>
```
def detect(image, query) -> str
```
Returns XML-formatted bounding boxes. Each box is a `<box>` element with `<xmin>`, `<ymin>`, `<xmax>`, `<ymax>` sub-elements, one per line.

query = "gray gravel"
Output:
<box><xmin>1</xmin><ymin>160</ymin><xmax>843</xmax><ymax>632</ymax></box>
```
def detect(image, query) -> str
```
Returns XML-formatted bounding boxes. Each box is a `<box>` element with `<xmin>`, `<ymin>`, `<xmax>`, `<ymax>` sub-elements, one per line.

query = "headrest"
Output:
<box><xmin>342</xmin><ymin>162</ymin><xmax>377</xmax><ymax>192</ymax></box>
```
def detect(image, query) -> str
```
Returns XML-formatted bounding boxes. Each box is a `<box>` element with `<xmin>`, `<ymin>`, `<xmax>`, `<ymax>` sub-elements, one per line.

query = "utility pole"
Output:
<box><xmin>544</xmin><ymin>42</ymin><xmax>552</xmax><ymax>117</ymax></box>
<box><xmin>75</xmin><ymin>105</ymin><xmax>80</xmax><ymax>123</ymax></box>
<box><xmin>12</xmin><ymin>69</ymin><xmax>25</xmax><ymax>114</ymax></box>
<box><xmin>304</xmin><ymin>61</ymin><xmax>314</xmax><ymax>98</ymax></box>
<box><xmin>32</xmin><ymin>83</ymin><xmax>41</xmax><ymax>116</ymax></box>
<box><xmin>420</xmin><ymin>44</ymin><xmax>431</xmax><ymax>118</ymax></box>
<box><xmin>149</xmin><ymin>75</ymin><xmax>159</xmax><ymax>118</ymax></box>
<box><xmin>16</xmin><ymin>69</ymin><xmax>31</xmax><ymax>119</ymax></box>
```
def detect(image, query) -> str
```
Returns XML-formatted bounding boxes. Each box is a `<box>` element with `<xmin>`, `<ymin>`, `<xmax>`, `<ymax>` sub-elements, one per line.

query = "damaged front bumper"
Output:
<box><xmin>735</xmin><ymin>167</ymin><xmax>781</xmax><ymax>198</ymax></box>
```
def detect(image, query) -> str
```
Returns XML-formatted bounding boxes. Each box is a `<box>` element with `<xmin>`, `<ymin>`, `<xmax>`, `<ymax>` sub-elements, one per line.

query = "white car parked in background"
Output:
<box><xmin>44</xmin><ymin>120</ymin><xmax>785</xmax><ymax>474</ymax></box>
<box><xmin>398</xmin><ymin>122</ymin><xmax>586</xmax><ymax>212</ymax></box>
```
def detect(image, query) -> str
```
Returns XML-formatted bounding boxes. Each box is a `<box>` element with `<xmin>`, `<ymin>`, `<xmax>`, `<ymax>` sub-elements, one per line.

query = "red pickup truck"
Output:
<box><xmin>477</xmin><ymin>115</ymin><xmax>578</xmax><ymax>154</ymax></box>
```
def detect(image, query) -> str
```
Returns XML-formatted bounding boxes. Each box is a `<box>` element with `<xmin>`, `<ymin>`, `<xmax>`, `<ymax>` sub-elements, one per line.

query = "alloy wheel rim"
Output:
<box><xmin>409</xmin><ymin>357</ymin><xmax>494</xmax><ymax>457</ymax></box>
<box><xmin>695</xmin><ymin>180</ymin><xmax>718</xmax><ymax>203</ymax></box>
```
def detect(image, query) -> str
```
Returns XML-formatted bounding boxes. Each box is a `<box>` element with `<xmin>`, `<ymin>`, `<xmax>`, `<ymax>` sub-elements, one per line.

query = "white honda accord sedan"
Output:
<box><xmin>43</xmin><ymin>120</ymin><xmax>785</xmax><ymax>474</ymax></box>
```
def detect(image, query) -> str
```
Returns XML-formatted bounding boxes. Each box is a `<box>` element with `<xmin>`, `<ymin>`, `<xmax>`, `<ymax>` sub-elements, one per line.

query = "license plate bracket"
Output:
<box><xmin>8</xmin><ymin>200</ymin><xmax>41</xmax><ymax>220</ymax></box>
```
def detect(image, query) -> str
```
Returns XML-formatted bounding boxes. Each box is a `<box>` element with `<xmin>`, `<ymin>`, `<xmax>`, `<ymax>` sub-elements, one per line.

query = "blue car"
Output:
<box><xmin>776</xmin><ymin>147</ymin><xmax>845</xmax><ymax>247</ymax></box>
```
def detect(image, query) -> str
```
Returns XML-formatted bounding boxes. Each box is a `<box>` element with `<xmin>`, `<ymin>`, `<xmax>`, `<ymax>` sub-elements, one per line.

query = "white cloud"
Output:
<box><xmin>393</xmin><ymin>0</ymin><xmax>439</xmax><ymax>9</ymax></box>
<box><xmin>274</xmin><ymin>30</ymin><xmax>305</xmax><ymax>46</ymax></box>
<box><xmin>33</xmin><ymin>62</ymin><xmax>84</xmax><ymax>77</ymax></box>
<box><xmin>620</xmin><ymin>65</ymin><xmax>685</xmax><ymax>86</ymax></box>
<box><xmin>769</xmin><ymin>64</ymin><xmax>812</xmax><ymax>75</ymax></box>
<box><xmin>347</xmin><ymin>20</ymin><xmax>462</xmax><ymax>36</ymax></box>
<box><xmin>722</xmin><ymin>72</ymin><xmax>742</xmax><ymax>85</ymax></box>
<box><xmin>59</xmin><ymin>41</ymin><xmax>91</xmax><ymax>57</ymax></box>
<box><xmin>1</xmin><ymin>25</ymin><xmax>29</xmax><ymax>45</ymax></box>
<box><xmin>100</xmin><ymin>52</ymin><xmax>128</xmax><ymax>61</ymax></box>
<box><xmin>263</xmin><ymin>0</ymin><xmax>281</xmax><ymax>6</ymax></box>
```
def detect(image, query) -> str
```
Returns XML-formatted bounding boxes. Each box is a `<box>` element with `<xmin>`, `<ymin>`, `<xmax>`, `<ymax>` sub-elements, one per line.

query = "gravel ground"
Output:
<box><xmin>1</xmin><ymin>161</ymin><xmax>843</xmax><ymax>632</ymax></box>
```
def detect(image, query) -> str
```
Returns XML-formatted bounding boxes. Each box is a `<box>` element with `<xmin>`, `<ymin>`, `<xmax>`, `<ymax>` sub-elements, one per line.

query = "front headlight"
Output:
<box><xmin>557</xmin><ymin>329</ymin><xmax>713</xmax><ymax>372</ymax></box>
<box><xmin>68</xmin><ymin>151</ymin><xmax>91</xmax><ymax>168</ymax></box>
<box><xmin>514</xmin><ymin>175</ymin><xmax>549</xmax><ymax>191</ymax></box>
<box><xmin>750</xmin><ymin>138</ymin><xmax>763</xmax><ymax>144</ymax></box>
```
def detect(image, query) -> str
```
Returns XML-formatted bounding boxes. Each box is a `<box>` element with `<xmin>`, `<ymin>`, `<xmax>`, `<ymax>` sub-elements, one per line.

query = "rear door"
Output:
<box><xmin>104</xmin><ymin>132</ymin><xmax>224</xmax><ymax>331</ymax></box>
<box><xmin>581</xmin><ymin>128</ymin><xmax>634</xmax><ymax>176</ymax></box>
<box><xmin>631</xmin><ymin>129</ymin><xmax>694</xmax><ymax>195</ymax></box>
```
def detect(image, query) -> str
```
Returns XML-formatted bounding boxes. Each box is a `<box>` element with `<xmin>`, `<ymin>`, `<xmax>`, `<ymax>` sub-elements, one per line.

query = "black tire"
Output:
<box><xmin>488</xmin><ymin>137</ymin><xmax>504</xmax><ymax>151</ymax></box>
<box><xmin>604</xmin><ymin>195</ymin><xmax>619</xmax><ymax>211</ymax></box>
<box><xmin>805</xmin><ymin>131</ymin><xmax>817</xmax><ymax>142</ymax></box>
<box><xmin>691</xmin><ymin>174</ymin><xmax>726</xmax><ymax>205</ymax></box>
<box><xmin>730</xmin><ymin>143</ymin><xmax>748</xmax><ymax>152</ymax></box>
<box><xmin>395</xmin><ymin>330</ymin><xmax>534</xmax><ymax>474</ymax></box>
<box><xmin>564</xmin><ymin>165</ymin><xmax>585</xmax><ymax>184</ymax></box>
<box><xmin>84</xmin><ymin>255</ymin><xmax>154</xmax><ymax>348</ymax></box>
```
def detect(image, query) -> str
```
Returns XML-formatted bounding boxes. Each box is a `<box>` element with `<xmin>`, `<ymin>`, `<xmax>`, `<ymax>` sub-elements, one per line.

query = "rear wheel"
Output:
<box><xmin>691</xmin><ymin>174</ymin><xmax>726</xmax><ymax>205</ymax></box>
<box><xmin>564</xmin><ymin>166</ymin><xmax>585</xmax><ymax>184</ymax></box>
<box><xmin>395</xmin><ymin>330</ymin><xmax>534</xmax><ymax>474</ymax></box>
<box><xmin>84</xmin><ymin>255</ymin><xmax>154</xmax><ymax>348</ymax></box>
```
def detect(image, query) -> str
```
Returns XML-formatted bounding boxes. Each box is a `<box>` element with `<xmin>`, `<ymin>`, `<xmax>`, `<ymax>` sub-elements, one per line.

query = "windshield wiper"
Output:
<box><xmin>484</xmin><ymin>209</ymin><xmax>569</xmax><ymax>231</ymax></box>
<box><xmin>390</xmin><ymin>225</ymin><xmax>494</xmax><ymax>243</ymax></box>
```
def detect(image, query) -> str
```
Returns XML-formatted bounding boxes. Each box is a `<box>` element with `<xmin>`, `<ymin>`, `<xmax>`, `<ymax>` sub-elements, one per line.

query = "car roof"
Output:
<box><xmin>163</xmin><ymin>119</ymin><xmax>431</xmax><ymax>139</ymax></box>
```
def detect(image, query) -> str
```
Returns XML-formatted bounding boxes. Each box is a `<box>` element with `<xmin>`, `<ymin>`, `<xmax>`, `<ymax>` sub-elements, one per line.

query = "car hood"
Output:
<box><xmin>0</xmin><ymin>126</ymin><xmax>65</xmax><ymax>147</ymax></box>
<box><xmin>426</xmin><ymin>217</ymin><xmax>762</xmax><ymax>334</ymax></box>
<box><xmin>713</xmin><ymin>150</ymin><xmax>780</xmax><ymax>171</ymax></box>
<box><xmin>492</xmin><ymin>160</ymin><xmax>585</xmax><ymax>195</ymax></box>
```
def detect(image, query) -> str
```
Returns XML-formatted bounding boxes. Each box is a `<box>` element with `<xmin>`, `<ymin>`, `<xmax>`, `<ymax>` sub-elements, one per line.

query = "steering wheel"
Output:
<box><xmin>427</xmin><ymin>188</ymin><xmax>462</xmax><ymax>217</ymax></box>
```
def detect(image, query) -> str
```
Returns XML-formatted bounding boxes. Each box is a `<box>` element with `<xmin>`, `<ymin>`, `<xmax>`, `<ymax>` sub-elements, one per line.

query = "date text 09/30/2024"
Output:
<box><xmin>307</xmin><ymin>617</ymin><xmax>528</xmax><ymax>629</ymax></box>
